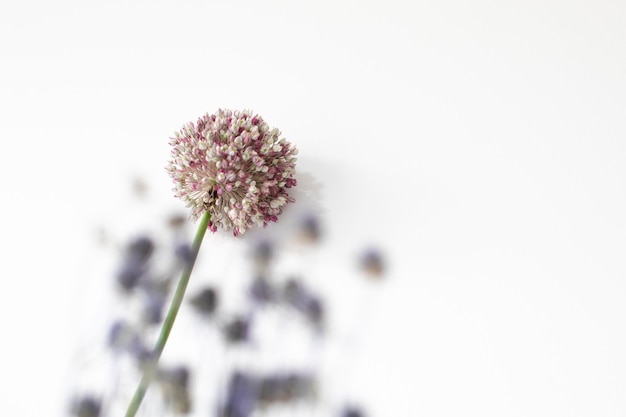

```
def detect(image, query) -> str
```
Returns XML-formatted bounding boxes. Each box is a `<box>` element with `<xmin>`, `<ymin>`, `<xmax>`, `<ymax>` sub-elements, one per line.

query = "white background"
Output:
<box><xmin>2</xmin><ymin>0</ymin><xmax>626</xmax><ymax>416</ymax></box>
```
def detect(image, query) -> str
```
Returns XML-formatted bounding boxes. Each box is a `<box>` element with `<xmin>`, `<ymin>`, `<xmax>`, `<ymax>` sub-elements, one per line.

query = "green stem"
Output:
<box><xmin>124</xmin><ymin>211</ymin><xmax>211</xmax><ymax>417</ymax></box>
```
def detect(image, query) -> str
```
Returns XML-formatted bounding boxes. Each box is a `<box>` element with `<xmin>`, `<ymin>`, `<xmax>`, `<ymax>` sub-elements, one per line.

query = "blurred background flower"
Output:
<box><xmin>66</xmin><ymin>170</ymin><xmax>388</xmax><ymax>417</ymax></box>
<box><xmin>3</xmin><ymin>1</ymin><xmax>626</xmax><ymax>416</ymax></box>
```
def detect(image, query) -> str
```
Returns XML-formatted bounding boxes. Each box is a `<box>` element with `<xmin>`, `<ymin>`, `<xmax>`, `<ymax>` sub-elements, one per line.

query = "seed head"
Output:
<box><xmin>166</xmin><ymin>109</ymin><xmax>298</xmax><ymax>236</ymax></box>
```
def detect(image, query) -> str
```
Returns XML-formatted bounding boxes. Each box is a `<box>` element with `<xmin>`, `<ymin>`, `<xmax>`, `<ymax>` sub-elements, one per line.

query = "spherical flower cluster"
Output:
<box><xmin>166</xmin><ymin>109</ymin><xmax>298</xmax><ymax>236</ymax></box>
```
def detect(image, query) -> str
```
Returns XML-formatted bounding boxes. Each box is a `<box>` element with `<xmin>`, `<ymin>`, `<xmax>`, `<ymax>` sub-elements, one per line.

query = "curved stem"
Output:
<box><xmin>124</xmin><ymin>211</ymin><xmax>211</xmax><ymax>417</ymax></box>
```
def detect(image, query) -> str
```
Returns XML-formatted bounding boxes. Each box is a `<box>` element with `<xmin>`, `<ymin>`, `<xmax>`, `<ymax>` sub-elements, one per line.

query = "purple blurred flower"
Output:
<box><xmin>116</xmin><ymin>236</ymin><xmax>154</xmax><ymax>292</ymax></box>
<box><xmin>167</xmin><ymin>109</ymin><xmax>298</xmax><ymax>236</ymax></box>
<box><xmin>248</xmin><ymin>275</ymin><xmax>276</xmax><ymax>305</ymax></box>
<box><xmin>359</xmin><ymin>247</ymin><xmax>385</xmax><ymax>278</ymax></box>
<box><xmin>299</xmin><ymin>213</ymin><xmax>322</xmax><ymax>243</ymax></box>
<box><xmin>189</xmin><ymin>286</ymin><xmax>219</xmax><ymax>317</ymax></box>
<box><xmin>220</xmin><ymin>371</ymin><xmax>258</xmax><ymax>417</ymax></box>
<box><xmin>70</xmin><ymin>395</ymin><xmax>101</xmax><ymax>417</ymax></box>
<box><xmin>258</xmin><ymin>372</ymin><xmax>316</xmax><ymax>404</ymax></box>
<box><xmin>282</xmin><ymin>278</ymin><xmax>324</xmax><ymax>330</ymax></box>
<box><xmin>341</xmin><ymin>406</ymin><xmax>366</xmax><ymax>417</ymax></box>
<box><xmin>223</xmin><ymin>316</ymin><xmax>252</xmax><ymax>344</ymax></box>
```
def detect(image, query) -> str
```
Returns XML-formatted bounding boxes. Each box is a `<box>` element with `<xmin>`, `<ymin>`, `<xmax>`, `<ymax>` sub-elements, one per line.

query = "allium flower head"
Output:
<box><xmin>166</xmin><ymin>109</ymin><xmax>298</xmax><ymax>236</ymax></box>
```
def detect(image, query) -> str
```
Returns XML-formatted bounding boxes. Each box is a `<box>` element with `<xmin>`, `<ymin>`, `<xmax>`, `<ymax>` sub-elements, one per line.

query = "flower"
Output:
<box><xmin>166</xmin><ymin>109</ymin><xmax>298</xmax><ymax>236</ymax></box>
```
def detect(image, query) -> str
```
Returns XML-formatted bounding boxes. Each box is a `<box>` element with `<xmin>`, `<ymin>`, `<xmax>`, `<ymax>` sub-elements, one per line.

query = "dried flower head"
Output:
<box><xmin>167</xmin><ymin>109</ymin><xmax>298</xmax><ymax>236</ymax></box>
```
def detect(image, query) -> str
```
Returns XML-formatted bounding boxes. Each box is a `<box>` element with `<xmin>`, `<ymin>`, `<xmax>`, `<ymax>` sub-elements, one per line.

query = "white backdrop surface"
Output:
<box><xmin>1</xmin><ymin>0</ymin><xmax>626</xmax><ymax>416</ymax></box>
